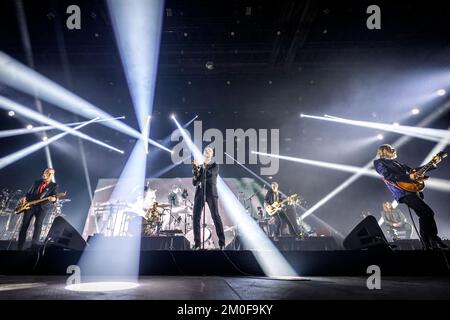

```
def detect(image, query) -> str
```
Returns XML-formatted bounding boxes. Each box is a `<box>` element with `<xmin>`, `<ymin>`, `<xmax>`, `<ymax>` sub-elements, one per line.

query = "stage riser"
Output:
<box><xmin>1</xmin><ymin>250</ymin><xmax>449</xmax><ymax>277</ymax></box>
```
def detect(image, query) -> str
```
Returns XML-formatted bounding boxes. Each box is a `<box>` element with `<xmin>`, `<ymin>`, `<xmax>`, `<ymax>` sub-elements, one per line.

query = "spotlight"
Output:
<box><xmin>170</xmin><ymin>113</ymin><xmax>175</xmax><ymax>119</ymax></box>
<box><xmin>376</xmin><ymin>134</ymin><xmax>384</xmax><ymax>140</ymax></box>
<box><xmin>411</xmin><ymin>108</ymin><xmax>420</xmax><ymax>115</ymax></box>
<box><xmin>7</xmin><ymin>110</ymin><xmax>15</xmax><ymax>117</ymax></box>
<box><xmin>300</xmin><ymin>113</ymin><xmax>304</xmax><ymax>118</ymax></box>
<box><xmin>0</xmin><ymin>52</ymin><xmax>169</xmax><ymax>153</ymax></box>
<box><xmin>65</xmin><ymin>282</ymin><xmax>139</xmax><ymax>292</ymax></box>
<box><xmin>437</xmin><ymin>89</ymin><xmax>446</xmax><ymax>96</ymax></box>
<box><xmin>172</xmin><ymin>118</ymin><xmax>296</xmax><ymax>276</ymax></box>
<box><xmin>26</xmin><ymin>124</ymin><xmax>33</xmax><ymax>130</ymax></box>
<box><xmin>107</xmin><ymin>0</ymin><xmax>164</xmax><ymax>132</ymax></box>
<box><xmin>42</xmin><ymin>136</ymin><xmax>48</xmax><ymax>142</ymax></box>
<box><xmin>0</xmin><ymin>96</ymin><xmax>124</xmax><ymax>153</ymax></box>
<box><xmin>301</xmin><ymin>113</ymin><xmax>446</xmax><ymax>142</ymax></box>
<box><xmin>0</xmin><ymin>117</ymin><xmax>98</xmax><ymax>170</ymax></box>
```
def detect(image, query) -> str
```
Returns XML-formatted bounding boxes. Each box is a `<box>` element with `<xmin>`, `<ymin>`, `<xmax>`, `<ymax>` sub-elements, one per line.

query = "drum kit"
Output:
<box><xmin>90</xmin><ymin>191</ymin><xmax>234</xmax><ymax>248</ymax></box>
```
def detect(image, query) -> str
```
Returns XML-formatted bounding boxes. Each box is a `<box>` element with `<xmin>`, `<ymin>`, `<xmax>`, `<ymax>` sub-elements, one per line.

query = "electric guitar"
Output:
<box><xmin>392</xmin><ymin>152</ymin><xmax>447</xmax><ymax>192</ymax></box>
<box><xmin>265</xmin><ymin>194</ymin><xmax>298</xmax><ymax>216</ymax></box>
<box><xmin>14</xmin><ymin>192</ymin><xmax>66</xmax><ymax>214</ymax></box>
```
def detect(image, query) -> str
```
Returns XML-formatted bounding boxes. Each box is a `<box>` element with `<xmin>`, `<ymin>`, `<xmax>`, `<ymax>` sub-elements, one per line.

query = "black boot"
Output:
<box><xmin>435</xmin><ymin>237</ymin><xmax>449</xmax><ymax>249</ymax></box>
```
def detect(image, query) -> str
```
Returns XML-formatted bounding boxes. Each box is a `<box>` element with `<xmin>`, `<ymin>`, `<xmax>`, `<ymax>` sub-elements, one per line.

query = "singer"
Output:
<box><xmin>192</xmin><ymin>147</ymin><xmax>226</xmax><ymax>249</ymax></box>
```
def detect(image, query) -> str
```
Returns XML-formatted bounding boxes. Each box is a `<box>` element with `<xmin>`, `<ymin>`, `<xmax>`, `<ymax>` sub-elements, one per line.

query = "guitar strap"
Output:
<box><xmin>383</xmin><ymin>178</ymin><xmax>399</xmax><ymax>189</ymax></box>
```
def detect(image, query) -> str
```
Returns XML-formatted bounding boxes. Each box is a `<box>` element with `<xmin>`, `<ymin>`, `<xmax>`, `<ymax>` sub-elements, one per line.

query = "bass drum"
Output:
<box><xmin>185</xmin><ymin>227</ymin><xmax>213</xmax><ymax>248</ymax></box>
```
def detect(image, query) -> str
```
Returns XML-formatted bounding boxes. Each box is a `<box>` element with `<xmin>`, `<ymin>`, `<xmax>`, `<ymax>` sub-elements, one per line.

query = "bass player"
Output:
<box><xmin>17</xmin><ymin>168</ymin><xmax>59</xmax><ymax>250</ymax></box>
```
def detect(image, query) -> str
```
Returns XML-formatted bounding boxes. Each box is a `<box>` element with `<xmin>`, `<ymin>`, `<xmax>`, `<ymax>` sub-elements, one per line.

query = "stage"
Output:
<box><xmin>1</xmin><ymin>275</ymin><xmax>450</xmax><ymax>300</ymax></box>
<box><xmin>1</xmin><ymin>246</ymin><xmax>450</xmax><ymax>277</ymax></box>
<box><xmin>1</xmin><ymin>0</ymin><xmax>450</xmax><ymax>308</ymax></box>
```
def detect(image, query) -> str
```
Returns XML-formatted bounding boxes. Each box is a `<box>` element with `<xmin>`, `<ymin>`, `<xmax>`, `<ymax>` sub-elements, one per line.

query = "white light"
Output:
<box><xmin>0</xmin><ymin>116</ymin><xmax>125</xmax><ymax>139</ymax></box>
<box><xmin>376</xmin><ymin>134</ymin><xmax>384</xmax><ymax>140</ymax></box>
<box><xmin>0</xmin><ymin>52</ymin><xmax>170</xmax><ymax>153</ymax></box>
<box><xmin>300</xmin><ymin>113</ymin><xmax>304</xmax><ymax>118</ymax></box>
<box><xmin>8</xmin><ymin>110</ymin><xmax>15</xmax><ymax>117</ymax></box>
<box><xmin>301</xmin><ymin>113</ymin><xmax>449</xmax><ymax>142</ymax></box>
<box><xmin>26</xmin><ymin>124</ymin><xmax>33</xmax><ymax>130</ymax></box>
<box><xmin>173</xmin><ymin>118</ymin><xmax>297</xmax><ymax>277</ymax></box>
<box><xmin>393</xmin><ymin>122</ymin><xmax>400</xmax><ymax>126</ymax></box>
<box><xmin>42</xmin><ymin>136</ymin><xmax>48</xmax><ymax>142</ymax></box>
<box><xmin>107</xmin><ymin>0</ymin><xmax>164</xmax><ymax>132</ymax></box>
<box><xmin>0</xmin><ymin>96</ymin><xmax>124</xmax><ymax>154</ymax></box>
<box><xmin>65</xmin><ymin>282</ymin><xmax>139</xmax><ymax>292</ymax></box>
<box><xmin>437</xmin><ymin>89</ymin><xmax>446</xmax><ymax>96</ymax></box>
<box><xmin>170</xmin><ymin>113</ymin><xmax>175</xmax><ymax>119</ymax></box>
<box><xmin>411</xmin><ymin>108</ymin><xmax>420</xmax><ymax>115</ymax></box>
<box><xmin>0</xmin><ymin>118</ymin><xmax>98</xmax><ymax>170</ymax></box>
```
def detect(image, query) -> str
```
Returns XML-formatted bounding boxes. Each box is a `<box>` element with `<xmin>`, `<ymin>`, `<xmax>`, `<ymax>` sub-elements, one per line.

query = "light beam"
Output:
<box><xmin>0</xmin><ymin>51</ymin><xmax>171</xmax><ymax>153</ymax></box>
<box><xmin>0</xmin><ymin>116</ymin><xmax>125</xmax><ymax>138</ymax></box>
<box><xmin>0</xmin><ymin>118</ymin><xmax>99</xmax><ymax>170</ymax></box>
<box><xmin>107</xmin><ymin>0</ymin><xmax>164</xmax><ymax>132</ymax></box>
<box><xmin>301</xmin><ymin>114</ymin><xmax>450</xmax><ymax>141</ymax></box>
<box><xmin>0</xmin><ymin>95</ymin><xmax>124</xmax><ymax>154</ymax></box>
<box><xmin>172</xmin><ymin>116</ymin><xmax>296</xmax><ymax>277</ymax></box>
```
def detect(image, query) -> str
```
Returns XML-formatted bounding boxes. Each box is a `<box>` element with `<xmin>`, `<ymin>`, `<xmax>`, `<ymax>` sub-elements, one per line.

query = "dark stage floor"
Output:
<box><xmin>0</xmin><ymin>275</ymin><xmax>450</xmax><ymax>300</ymax></box>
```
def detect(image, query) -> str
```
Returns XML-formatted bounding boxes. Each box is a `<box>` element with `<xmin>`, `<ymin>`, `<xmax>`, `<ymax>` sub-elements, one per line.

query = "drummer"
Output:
<box><xmin>131</xmin><ymin>185</ymin><xmax>156</xmax><ymax>217</ymax></box>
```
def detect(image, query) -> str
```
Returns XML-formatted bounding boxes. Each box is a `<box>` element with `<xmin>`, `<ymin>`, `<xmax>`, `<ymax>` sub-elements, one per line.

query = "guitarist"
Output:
<box><xmin>374</xmin><ymin>144</ymin><xmax>447</xmax><ymax>249</ymax></box>
<box><xmin>17</xmin><ymin>168</ymin><xmax>58</xmax><ymax>250</ymax></box>
<box><xmin>264</xmin><ymin>182</ymin><xmax>301</xmax><ymax>239</ymax></box>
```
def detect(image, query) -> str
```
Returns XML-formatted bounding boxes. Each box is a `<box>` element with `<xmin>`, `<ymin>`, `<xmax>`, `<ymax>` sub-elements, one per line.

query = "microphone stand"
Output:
<box><xmin>201</xmin><ymin>163</ymin><xmax>207</xmax><ymax>249</ymax></box>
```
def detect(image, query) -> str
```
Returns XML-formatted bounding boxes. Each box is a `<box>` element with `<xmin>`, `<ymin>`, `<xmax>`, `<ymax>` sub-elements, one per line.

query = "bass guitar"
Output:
<box><xmin>14</xmin><ymin>192</ymin><xmax>66</xmax><ymax>214</ymax></box>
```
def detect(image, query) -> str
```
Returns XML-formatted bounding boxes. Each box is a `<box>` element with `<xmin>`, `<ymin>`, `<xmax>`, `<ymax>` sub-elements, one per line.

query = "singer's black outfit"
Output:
<box><xmin>264</xmin><ymin>190</ymin><xmax>300</xmax><ymax>237</ymax></box>
<box><xmin>192</xmin><ymin>161</ymin><xmax>225</xmax><ymax>248</ymax></box>
<box><xmin>18</xmin><ymin>179</ymin><xmax>58</xmax><ymax>250</ymax></box>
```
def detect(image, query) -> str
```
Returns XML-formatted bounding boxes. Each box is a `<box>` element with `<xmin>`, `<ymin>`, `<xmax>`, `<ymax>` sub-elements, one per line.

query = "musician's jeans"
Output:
<box><xmin>399</xmin><ymin>194</ymin><xmax>440</xmax><ymax>247</ymax></box>
<box><xmin>274</xmin><ymin>209</ymin><xmax>300</xmax><ymax>237</ymax></box>
<box><xmin>193</xmin><ymin>193</ymin><xmax>225</xmax><ymax>247</ymax></box>
<box><xmin>18</xmin><ymin>206</ymin><xmax>46</xmax><ymax>250</ymax></box>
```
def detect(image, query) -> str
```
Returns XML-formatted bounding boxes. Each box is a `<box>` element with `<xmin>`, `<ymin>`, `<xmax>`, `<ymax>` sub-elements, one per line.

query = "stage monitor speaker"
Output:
<box><xmin>343</xmin><ymin>216</ymin><xmax>391</xmax><ymax>251</ymax></box>
<box><xmin>45</xmin><ymin>216</ymin><xmax>86</xmax><ymax>251</ymax></box>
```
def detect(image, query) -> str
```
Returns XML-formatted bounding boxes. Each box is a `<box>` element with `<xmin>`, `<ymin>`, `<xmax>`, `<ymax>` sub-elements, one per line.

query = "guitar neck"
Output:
<box><xmin>416</xmin><ymin>161</ymin><xmax>435</xmax><ymax>177</ymax></box>
<box><xmin>29</xmin><ymin>196</ymin><xmax>51</xmax><ymax>205</ymax></box>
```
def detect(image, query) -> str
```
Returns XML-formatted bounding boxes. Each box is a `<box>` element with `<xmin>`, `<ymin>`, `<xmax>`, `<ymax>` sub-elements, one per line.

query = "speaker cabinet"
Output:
<box><xmin>343</xmin><ymin>216</ymin><xmax>391</xmax><ymax>251</ymax></box>
<box><xmin>45</xmin><ymin>216</ymin><xmax>86</xmax><ymax>250</ymax></box>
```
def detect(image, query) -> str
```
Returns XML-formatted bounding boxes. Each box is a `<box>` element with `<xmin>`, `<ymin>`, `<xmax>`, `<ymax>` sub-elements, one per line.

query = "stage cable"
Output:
<box><xmin>220</xmin><ymin>250</ymin><xmax>255</xmax><ymax>277</ymax></box>
<box><xmin>168</xmin><ymin>250</ymin><xmax>186</xmax><ymax>275</ymax></box>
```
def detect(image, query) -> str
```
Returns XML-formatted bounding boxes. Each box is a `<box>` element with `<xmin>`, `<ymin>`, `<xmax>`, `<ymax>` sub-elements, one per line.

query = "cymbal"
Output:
<box><xmin>155</xmin><ymin>203</ymin><xmax>171</xmax><ymax>208</ymax></box>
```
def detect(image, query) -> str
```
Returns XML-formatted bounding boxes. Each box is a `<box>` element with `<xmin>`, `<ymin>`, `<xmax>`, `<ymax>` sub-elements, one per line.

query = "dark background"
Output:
<box><xmin>1</xmin><ymin>0</ymin><xmax>449</xmax><ymax>236</ymax></box>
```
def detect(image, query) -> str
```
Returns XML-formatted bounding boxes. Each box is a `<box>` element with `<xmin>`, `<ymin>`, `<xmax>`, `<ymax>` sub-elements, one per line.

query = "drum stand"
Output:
<box><xmin>184</xmin><ymin>206</ymin><xmax>188</xmax><ymax>235</ymax></box>
<box><xmin>6</xmin><ymin>214</ymin><xmax>23</xmax><ymax>250</ymax></box>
